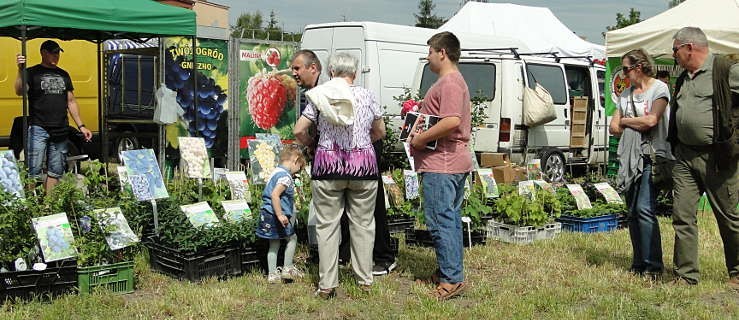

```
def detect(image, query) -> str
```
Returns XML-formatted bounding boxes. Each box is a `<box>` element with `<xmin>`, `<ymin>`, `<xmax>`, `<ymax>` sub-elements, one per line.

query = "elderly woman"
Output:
<box><xmin>294</xmin><ymin>52</ymin><xmax>386</xmax><ymax>298</ymax></box>
<box><xmin>610</xmin><ymin>48</ymin><xmax>673</xmax><ymax>280</ymax></box>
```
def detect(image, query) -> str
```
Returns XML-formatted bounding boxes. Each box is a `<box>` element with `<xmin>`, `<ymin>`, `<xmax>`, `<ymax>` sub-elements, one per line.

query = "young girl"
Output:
<box><xmin>255</xmin><ymin>144</ymin><xmax>306</xmax><ymax>283</ymax></box>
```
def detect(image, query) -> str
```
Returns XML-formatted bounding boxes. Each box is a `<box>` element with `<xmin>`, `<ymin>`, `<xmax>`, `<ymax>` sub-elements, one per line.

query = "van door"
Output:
<box><xmin>590</xmin><ymin>69</ymin><xmax>608</xmax><ymax>163</ymax></box>
<box><xmin>418</xmin><ymin>61</ymin><xmax>501</xmax><ymax>152</ymax></box>
<box><xmin>564</xmin><ymin>64</ymin><xmax>595</xmax><ymax>158</ymax></box>
<box><xmin>330</xmin><ymin>27</ymin><xmax>364</xmax><ymax>86</ymax></box>
<box><xmin>523</xmin><ymin>62</ymin><xmax>569</xmax><ymax>148</ymax></box>
<box><xmin>300</xmin><ymin>27</ymin><xmax>333</xmax><ymax>78</ymax></box>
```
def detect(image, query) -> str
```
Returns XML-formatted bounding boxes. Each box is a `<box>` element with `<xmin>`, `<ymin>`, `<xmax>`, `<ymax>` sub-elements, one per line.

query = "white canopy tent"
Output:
<box><xmin>439</xmin><ymin>2</ymin><xmax>605</xmax><ymax>60</ymax></box>
<box><xmin>606</xmin><ymin>0</ymin><xmax>739</xmax><ymax>57</ymax></box>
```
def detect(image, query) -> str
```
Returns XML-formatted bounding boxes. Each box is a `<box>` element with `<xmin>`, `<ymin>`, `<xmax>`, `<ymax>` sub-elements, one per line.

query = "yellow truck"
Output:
<box><xmin>0</xmin><ymin>37</ymin><xmax>99</xmax><ymax>155</ymax></box>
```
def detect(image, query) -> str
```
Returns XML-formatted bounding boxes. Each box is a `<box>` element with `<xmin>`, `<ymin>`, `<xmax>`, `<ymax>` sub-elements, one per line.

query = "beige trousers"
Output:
<box><xmin>312</xmin><ymin>179</ymin><xmax>377</xmax><ymax>289</ymax></box>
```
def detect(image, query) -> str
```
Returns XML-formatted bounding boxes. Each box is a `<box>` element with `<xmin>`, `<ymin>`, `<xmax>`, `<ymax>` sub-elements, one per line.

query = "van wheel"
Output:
<box><xmin>539</xmin><ymin>149</ymin><xmax>565</xmax><ymax>182</ymax></box>
<box><xmin>116</xmin><ymin>135</ymin><xmax>139</xmax><ymax>156</ymax></box>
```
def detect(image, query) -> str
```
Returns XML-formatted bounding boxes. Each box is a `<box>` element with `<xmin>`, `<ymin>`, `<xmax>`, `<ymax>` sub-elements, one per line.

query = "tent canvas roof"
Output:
<box><xmin>0</xmin><ymin>0</ymin><xmax>196</xmax><ymax>41</ymax></box>
<box><xmin>606</xmin><ymin>0</ymin><xmax>739</xmax><ymax>57</ymax></box>
<box><xmin>439</xmin><ymin>2</ymin><xmax>605</xmax><ymax>60</ymax></box>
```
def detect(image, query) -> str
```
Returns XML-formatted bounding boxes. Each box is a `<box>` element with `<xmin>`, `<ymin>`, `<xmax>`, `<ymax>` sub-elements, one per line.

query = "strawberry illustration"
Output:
<box><xmin>265</xmin><ymin>48</ymin><xmax>281</xmax><ymax>67</ymax></box>
<box><xmin>247</xmin><ymin>70</ymin><xmax>288</xmax><ymax>129</ymax></box>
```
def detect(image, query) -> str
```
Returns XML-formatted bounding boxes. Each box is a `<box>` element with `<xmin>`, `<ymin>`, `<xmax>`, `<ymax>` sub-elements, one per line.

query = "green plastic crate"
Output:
<box><xmin>78</xmin><ymin>261</ymin><xmax>135</xmax><ymax>295</ymax></box>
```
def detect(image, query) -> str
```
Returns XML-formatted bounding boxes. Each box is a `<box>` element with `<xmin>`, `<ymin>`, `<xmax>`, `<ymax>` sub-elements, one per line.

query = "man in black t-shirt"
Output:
<box><xmin>15</xmin><ymin>40</ymin><xmax>92</xmax><ymax>193</ymax></box>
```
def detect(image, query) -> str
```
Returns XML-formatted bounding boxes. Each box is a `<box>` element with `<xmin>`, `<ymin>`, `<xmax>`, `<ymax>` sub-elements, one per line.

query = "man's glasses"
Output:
<box><xmin>672</xmin><ymin>43</ymin><xmax>691</xmax><ymax>53</ymax></box>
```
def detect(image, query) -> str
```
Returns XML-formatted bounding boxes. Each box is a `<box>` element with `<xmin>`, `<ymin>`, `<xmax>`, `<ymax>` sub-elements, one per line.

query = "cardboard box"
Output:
<box><xmin>492</xmin><ymin>166</ymin><xmax>515</xmax><ymax>184</ymax></box>
<box><xmin>513</xmin><ymin>167</ymin><xmax>527</xmax><ymax>182</ymax></box>
<box><xmin>480</xmin><ymin>153</ymin><xmax>508</xmax><ymax>168</ymax></box>
<box><xmin>572</xmin><ymin>96</ymin><xmax>589</xmax><ymax>110</ymax></box>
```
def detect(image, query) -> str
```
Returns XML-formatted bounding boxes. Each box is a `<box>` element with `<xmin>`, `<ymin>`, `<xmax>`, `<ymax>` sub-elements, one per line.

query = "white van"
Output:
<box><xmin>412</xmin><ymin>49</ymin><xmax>608</xmax><ymax>181</ymax></box>
<box><xmin>300</xmin><ymin>22</ymin><xmax>527</xmax><ymax>115</ymax></box>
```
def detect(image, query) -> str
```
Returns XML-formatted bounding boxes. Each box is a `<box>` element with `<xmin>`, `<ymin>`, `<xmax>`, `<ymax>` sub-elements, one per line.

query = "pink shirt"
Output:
<box><xmin>414</xmin><ymin>71</ymin><xmax>473</xmax><ymax>174</ymax></box>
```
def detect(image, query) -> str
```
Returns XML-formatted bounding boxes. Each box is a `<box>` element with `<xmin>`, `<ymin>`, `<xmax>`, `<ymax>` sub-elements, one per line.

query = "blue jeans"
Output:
<box><xmin>421</xmin><ymin>172</ymin><xmax>468</xmax><ymax>284</ymax></box>
<box><xmin>626</xmin><ymin>161</ymin><xmax>664</xmax><ymax>273</ymax></box>
<box><xmin>27</xmin><ymin>125</ymin><xmax>68</xmax><ymax>179</ymax></box>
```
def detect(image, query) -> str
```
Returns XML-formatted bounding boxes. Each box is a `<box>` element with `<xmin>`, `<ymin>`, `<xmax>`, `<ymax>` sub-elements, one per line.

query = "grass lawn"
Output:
<box><xmin>2</xmin><ymin>213</ymin><xmax>737</xmax><ymax>319</ymax></box>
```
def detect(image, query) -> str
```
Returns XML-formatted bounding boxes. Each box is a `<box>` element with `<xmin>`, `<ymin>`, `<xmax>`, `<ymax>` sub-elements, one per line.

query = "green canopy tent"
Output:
<box><xmin>0</xmin><ymin>0</ymin><xmax>196</xmax><ymax>164</ymax></box>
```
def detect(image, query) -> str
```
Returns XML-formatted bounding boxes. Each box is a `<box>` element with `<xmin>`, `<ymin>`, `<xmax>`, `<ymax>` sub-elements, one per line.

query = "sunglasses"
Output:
<box><xmin>621</xmin><ymin>65</ymin><xmax>638</xmax><ymax>74</ymax></box>
<box><xmin>672</xmin><ymin>43</ymin><xmax>691</xmax><ymax>53</ymax></box>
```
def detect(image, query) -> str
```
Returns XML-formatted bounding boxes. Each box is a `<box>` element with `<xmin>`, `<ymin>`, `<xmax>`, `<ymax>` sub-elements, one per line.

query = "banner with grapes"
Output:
<box><xmin>237</xmin><ymin>41</ymin><xmax>298</xmax><ymax>158</ymax></box>
<box><xmin>162</xmin><ymin>37</ymin><xmax>229</xmax><ymax>151</ymax></box>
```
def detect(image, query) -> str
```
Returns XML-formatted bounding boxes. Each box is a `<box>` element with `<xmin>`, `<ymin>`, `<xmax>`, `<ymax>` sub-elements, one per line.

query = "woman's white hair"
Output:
<box><xmin>328</xmin><ymin>52</ymin><xmax>358</xmax><ymax>78</ymax></box>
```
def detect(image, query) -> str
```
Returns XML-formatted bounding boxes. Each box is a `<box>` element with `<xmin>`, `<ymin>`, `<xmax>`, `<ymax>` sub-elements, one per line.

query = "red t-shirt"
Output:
<box><xmin>414</xmin><ymin>71</ymin><xmax>472</xmax><ymax>174</ymax></box>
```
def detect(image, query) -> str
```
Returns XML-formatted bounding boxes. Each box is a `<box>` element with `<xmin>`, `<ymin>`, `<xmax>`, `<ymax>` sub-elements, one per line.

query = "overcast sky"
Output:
<box><xmin>217</xmin><ymin>0</ymin><xmax>671</xmax><ymax>43</ymax></box>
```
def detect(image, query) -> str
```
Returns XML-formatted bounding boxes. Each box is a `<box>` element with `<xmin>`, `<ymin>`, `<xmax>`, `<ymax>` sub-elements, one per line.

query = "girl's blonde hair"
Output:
<box><xmin>622</xmin><ymin>48</ymin><xmax>656</xmax><ymax>77</ymax></box>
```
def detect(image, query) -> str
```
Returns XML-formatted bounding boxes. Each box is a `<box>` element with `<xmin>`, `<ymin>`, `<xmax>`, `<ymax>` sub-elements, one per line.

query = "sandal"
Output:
<box><xmin>314</xmin><ymin>288</ymin><xmax>336</xmax><ymax>300</ymax></box>
<box><xmin>430</xmin><ymin>282</ymin><xmax>467</xmax><ymax>301</ymax></box>
<box><xmin>415</xmin><ymin>269</ymin><xmax>441</xmax><ymax>286</ymax></box>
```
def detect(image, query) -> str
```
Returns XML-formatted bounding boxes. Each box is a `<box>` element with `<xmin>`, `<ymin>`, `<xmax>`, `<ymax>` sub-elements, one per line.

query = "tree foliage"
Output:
<box><xmin>414</xmin><ymin>0</ymin><xmax>445</xmax><ymax>29</ymax></box>
<box><xmin>604</xmin><ymin>8</ymin><xmax>641</xmax><ymax>37</ymax></box>
<box><xmin>669</xmin><ymin>0</ymin><xmax>686</xmax><ymax>8</ymax></box>
<box><xmin>232</xmin><ymin>10</ymin><xmax>300</xmax><ymax>41</ymax></box>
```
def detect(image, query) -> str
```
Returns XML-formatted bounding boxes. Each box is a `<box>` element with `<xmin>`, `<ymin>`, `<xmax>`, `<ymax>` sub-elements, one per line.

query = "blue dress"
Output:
<box><xmin>255</xmin><ymin>166</ymin><xmax>295</xmax><ymax>239</ymax></box>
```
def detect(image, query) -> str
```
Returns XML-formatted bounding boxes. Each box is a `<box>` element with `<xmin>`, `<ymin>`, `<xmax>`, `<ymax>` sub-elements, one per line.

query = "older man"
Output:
<box><xmin>667</xmin><ymin>26</ymin><xmax>739</xmax><ymax>289</ymax></box>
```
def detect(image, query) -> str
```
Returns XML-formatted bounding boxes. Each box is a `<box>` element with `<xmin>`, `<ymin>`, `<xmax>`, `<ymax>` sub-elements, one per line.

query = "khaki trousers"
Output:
<box><xmin>313</xmin><ymin>179</ymin><xmax>377</xmax><ymax>289</ymax></box>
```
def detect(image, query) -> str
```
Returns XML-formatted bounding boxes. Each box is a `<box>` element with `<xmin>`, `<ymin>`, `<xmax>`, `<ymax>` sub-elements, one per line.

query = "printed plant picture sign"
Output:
<box><xmin>116</xmin><ymin>165</ymin><xmax>131</xmax><ymax>193</ymax></box>
<box><xmin>121</xmin><ymin>149</ymin><xmax>169</xmax><ymax>201</ymax></box>
<box><xmin>476</xmin><ymin>168</ymin><xmax>499</xmax><ymax>198</ymax></box>
<box><xmin>213</xmin><ymin>167</ymin><xmax>228</xmax><ymax>181</ymax></box>
<box><xmin>0</xmin><ymin>150</ymin><xmax>24</xmax><ymax>198</ymax></box>
<box><xmin>533</xmin><ymin>180</ymin><xmax>555</xmax><ymax>194</ymax></box>
<box><xmin>94</xmin><ymin>207</ymin><xmax>140</xmax><ymax>250</ymax></box>
<box><xmin>255</xmin><ymin>133</ymin><xmax>283</xmax><ymax>153</ymax></box>
<box><xmin>404</xmin><ymin>170</ymin><xmax>419</xmax><ymax>200</ymax></box>
<box><xmin>527</xmin><ymin>158</ymin><xmax>542</xmax><ymax>180</ymax></box>
<box><xmin>225</xmin><ymin>171</ymin><xmax>251</xmax><ymax>202</ymax></box>
<box><xmin>593</xmin><ymin>182</ymin><xmax>624</xmax><ymax>204</ymax></box>
<box><xmin>247</xmin><ymin>139</ymin><xmax>280</xmax><ymax>184</ymax></box>
<box><xmin>221</xmin><ymin>200</ymin><xmax>252</xmax><ymax>222</ymax></box>
<box><xmin>178</xmin><ymin>137</ymin><xmax>211</xmax><ymax>179</ymax></box>
<box><xmin>566</xmin><ymin>184</ymin><xmax>593</xmax><ymax>210</ymax></box>
<box><xmin>518</xmin><ymin>180</ymin><xmax>536</xmax><ymax>198</ymax></box>
<box><xmin>382</xmin><ymin>175</ymin><xmax>403</xmax><ymax>207</ymax></box>
<box><xmin>181</xmin><ymin>202</ymin><xmax>220</xmax><ymax>229</ymax></box>
<box><xmin>32</xmin><ymin>213</ymin><xmax>77</xmax><ymax>262</ymax></box>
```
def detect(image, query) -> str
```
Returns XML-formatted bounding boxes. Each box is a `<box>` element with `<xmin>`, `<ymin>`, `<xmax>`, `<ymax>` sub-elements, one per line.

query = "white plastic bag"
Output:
<box><xmin>153</xmin><ymin>85</ymin><xmax>180</xmax><ymax>124</ymax></box>
<box><xmin>523</xmin><ymin>82</ymin><xmax>556</xmax><ymax>127</ymax></box>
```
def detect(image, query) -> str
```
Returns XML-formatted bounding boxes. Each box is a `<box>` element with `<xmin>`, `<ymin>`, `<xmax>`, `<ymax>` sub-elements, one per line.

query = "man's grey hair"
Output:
<box><xmin>328</xmin><ymin>52</ymin><xmax>358</xmax><ymax>78</ymax></box>
<box><xmin>673</xmin><ymin>27</ymin><xmax>709</xmax><ymax>47</ymax></box>
<box><xmin>293</xmin><ymin>49</ymin><xmax>322</xmax><ymax>72</ymax></box>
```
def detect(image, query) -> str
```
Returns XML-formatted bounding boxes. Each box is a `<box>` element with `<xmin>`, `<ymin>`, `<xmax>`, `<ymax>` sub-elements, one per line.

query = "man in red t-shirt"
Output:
<box><xmin>410</xmin><ymin>31</ymin><xmax>472</xmax><ymax>301</ymax></box>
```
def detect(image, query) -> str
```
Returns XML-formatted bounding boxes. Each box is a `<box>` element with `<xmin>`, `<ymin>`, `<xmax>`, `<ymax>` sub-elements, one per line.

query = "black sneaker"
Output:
<box><xmin>372</xmin><ymin>261</ymin><xmax>397</xmax><ymax>276</ymax></box>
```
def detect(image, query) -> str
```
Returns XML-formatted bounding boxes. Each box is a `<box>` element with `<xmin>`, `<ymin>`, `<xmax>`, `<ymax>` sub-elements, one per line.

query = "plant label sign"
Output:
<box><xmin>402</xmin><ymin>142</ymin><xmax>415</xmax><ymax>171</ymax></box>
<box><xmin>533</xmin><ymin>180</ymin><xmax>555</xmax><ymax>194</ymax></box>
<box><xmin>121</xmin><ymin>149</ymin><xmax>169</xmax><ymax>201</ymax></box>
<box><xmin>403</xmin><ymin>170</ymin><xmax>420</xmax><ymax>200</ymax></box>
<box><xmin>221</xmin><ymin>200</ymin><xmax>252</xmax><ymax>222</ymax></box>
<box><xmin>518</xmin><ymin>180</ymin><xmax>536</xmax><ymax>198</ymax></box>
<box><xmin>0</xmin><ymin>150</ymin><xmax>24</xmax><ymax>198</ymax></box>
<box><xmin>593</xmin><ymin>182</ymin><xmax>624</xmax><ymax>204</ymax></box>
<box><xmin>181</xmin><ymin>202</ymin><xmax>220</xmax><ymax>229</ymax></box>
<box><xmin>94</xmin><ymin>207</ymin><xmax>140</xmax><ymax>250</ymax></box>
<box><xmin>225</xmin><ymin>171</ymin><xmax>250</xmax><ymax>202</ymax></box>
<box><xmin>527</xmin><ymin>159</ymin><xmax>542</xmax><ymax>180</ymax></box>
<box><xmin>213</xmin><ymin>167</ymin><xmax>228</xmax><ymax>181</ymax></box>
<box><xmin>178</xmin><ymin>137</ymin><xmax>211</xmax><ymax>179</ymax></box>
<box><xmin>476</xmin><ymin>168</ymin><xmax>499</xmax><ymax>198</ymax></box>
<box><xmin>382</xmin><ymin>175</ymin><xmax>403</xmax><ymax>208</ymax></box>
<box><xmin>566</xmin><ymin>184</ymin><xmax>593</xmax><ymax>210</ymax></box>
<box><xmin>32</xmin><ymin>213</ymin><xmax>77</xmax><ymax>262</ymax></box>
<box><xmin>247</xmin><ymin>139</ymin><xmax>280</xmax><ymax>185</ymax></box>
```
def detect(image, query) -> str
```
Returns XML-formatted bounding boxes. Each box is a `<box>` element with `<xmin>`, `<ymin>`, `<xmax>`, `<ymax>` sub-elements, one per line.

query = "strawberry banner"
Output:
<box><xmin>237</xmin><ymin>41</ymin><xmax>298</xmax><ymax>158</ymax></box>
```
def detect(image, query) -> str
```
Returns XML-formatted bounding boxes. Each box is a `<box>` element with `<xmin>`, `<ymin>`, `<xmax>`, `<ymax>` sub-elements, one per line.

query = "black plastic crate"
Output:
<box><xmin>145</xmin><ymin>237</ymin><xmax>241</xmax><ymax>282</ymax></box>
<box><xmin>239</xmin><ymin>242</ymin><xmax>262</xmax><ymax>273</ymax></box>
<box><xmin>387</xmin><ymin>215</ymin><xmax>416</xmax><ymax>234</ymax></box>
<box><xmin>405</xmin><ymin>228</ymin><xmax>485</xmax><ymax>247</ymax></box>
<box><xmin>1</xmin><ymin>259</ymin><xmax>77</xmax><ymax>301</ymax></box>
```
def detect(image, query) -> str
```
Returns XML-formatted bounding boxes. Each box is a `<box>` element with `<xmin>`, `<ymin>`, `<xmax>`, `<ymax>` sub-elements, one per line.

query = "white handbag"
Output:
<box><xmin>523</xmin><ymin>82</ymin><xmax>556</xmax><ymax>127</ymax></box>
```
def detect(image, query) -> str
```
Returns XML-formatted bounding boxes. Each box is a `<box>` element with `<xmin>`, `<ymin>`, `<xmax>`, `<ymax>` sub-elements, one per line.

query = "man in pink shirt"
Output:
<box><xmin>410</xmin><ymin>31</ymin><xmax>472</xmax><ymax>301</ymax></box>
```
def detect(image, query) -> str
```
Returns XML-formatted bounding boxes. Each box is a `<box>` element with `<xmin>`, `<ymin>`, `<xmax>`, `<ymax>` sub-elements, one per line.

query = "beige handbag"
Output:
<box><xmin>523</xmin><ymin>82</ymin><xmax>556</xmax><ymax>127</ymax></box>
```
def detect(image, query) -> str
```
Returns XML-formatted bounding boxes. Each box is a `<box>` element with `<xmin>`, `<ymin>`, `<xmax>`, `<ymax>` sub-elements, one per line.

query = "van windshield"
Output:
<box><xmin>419</xmin><ymin>63</ymin><xmax>495</xmax><ymax>100</ymax></box>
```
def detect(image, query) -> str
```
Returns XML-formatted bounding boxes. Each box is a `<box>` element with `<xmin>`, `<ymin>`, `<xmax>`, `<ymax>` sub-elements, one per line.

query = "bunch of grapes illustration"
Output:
<box><xmin>0</xmin><ymin>151</ymin><xmax>24</xmax><ymax>198</ymax></box>
<box><xmin>122</xmin><ymin>150</ymin><xmax>165</xmax><ymax>200</ymax></box>
<box><xmin>164</xmin><ymin>46</ymin><xmax>227</xmax><ymax>148</ymax></box>
<box><xmin>46</xmin><ymin>226</ymin><xmax>70</xmax><ymax>253</ymax></box>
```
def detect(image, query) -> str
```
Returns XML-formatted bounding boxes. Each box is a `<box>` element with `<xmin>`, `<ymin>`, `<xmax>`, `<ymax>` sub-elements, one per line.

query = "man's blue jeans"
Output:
<box><xmin>626</xmin><ymin>162</ymin><xmax>664</xmax><ymax>273</ymax></box>
<box><xmin>27</xmin><ymin>125</ymin><xmax>68</xmax><ymax>179</ymax></box>
<box><xmin>421</xmin><ymin>172</ymin><xmax>468</xmax><ymax>284</ymax></box>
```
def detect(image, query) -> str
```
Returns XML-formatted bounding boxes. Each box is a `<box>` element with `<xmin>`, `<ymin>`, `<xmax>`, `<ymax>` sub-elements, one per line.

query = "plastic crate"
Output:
<box><xmin>386</xmin><ymin>215</ymin><xmax>416</xmax><ymax>234</ymax></box>
<box><xmin>404</xmin><ymin>228</ymin><xmax>434</xmax><ymax>247</ymax></box>
<box><xmin>145</xmin><ymin>237</ymin><xmax>241</xmax><ymax>282</ymax></box>
<box><xmin>535</xmin><ymin>222</ymin><xmax>562</xmax><ymax>240</ymax></box>
<box><xmin>240</xmin><ymin>242</ymin><xmax>263</xmax><ymax>273</ymax></box>
<box><xmin>557</xmin><ymin>214</ymin><xmax>619</xmax><ymax>233</ymax></box>
<box><xmin>78</xmin><ymin>261</ymin><xmax>134</xmax><ymax>295</ymax></box>
<box><xmin>486</xmin><ymin>220</ymin><xmax>538</xmax><ymax>244</ymax></box>
<box><xmin>1</xmin><ymin>259</ymin><xmax>77</xmax><ymax>301</ymax></box>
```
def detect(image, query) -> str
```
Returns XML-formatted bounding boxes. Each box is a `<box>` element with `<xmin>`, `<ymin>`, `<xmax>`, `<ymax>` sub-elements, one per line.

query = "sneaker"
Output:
<box><xmin>267</xmin><ymin>272</ymin><xmax>281</xmax><ymax>284</ymax></box>
<box><xmin>729</xmin><ymin>275</ymin><xmax>739</xmax><ymax>292</ymax></box>
<box><xmin>372</xmin><ymin>261</ymin><xmax>397</xmax><ymax>276</ymax></box>
<box><xmin>314</xmin><ymin>288</ymin><xmax>336</xmax><ymax>300</ymax></box>
<box><xmin>281</xmin><ymin>266</ymin><xmax>304</xmax><ymax>280</ymax></box>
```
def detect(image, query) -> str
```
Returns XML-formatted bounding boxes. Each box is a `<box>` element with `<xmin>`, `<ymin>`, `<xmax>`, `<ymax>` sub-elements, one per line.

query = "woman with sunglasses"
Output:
<box><xmin>610</xmin><ymin>48</ymin><xmax>673</xmax><ymax>280</ymax></box>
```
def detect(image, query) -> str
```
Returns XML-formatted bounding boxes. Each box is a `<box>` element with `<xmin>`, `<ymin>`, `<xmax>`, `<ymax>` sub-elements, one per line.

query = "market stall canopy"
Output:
<box><xmin>439</xmin><ymin>2</ymin><xmax>605</xmax><ymax>61</ymax></box>
<box><xmin>606</xmin><ymin>0</ymin><xmax>739</xmax><ymax>57</ymax></box>
<box><xmin>0</xmin><ymin>0</ymin><xmax>196</xmax><ymax>40</ymax></box>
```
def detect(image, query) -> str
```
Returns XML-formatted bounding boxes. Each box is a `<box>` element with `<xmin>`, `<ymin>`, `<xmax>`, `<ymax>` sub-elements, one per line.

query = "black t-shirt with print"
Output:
<box><xmin>26</xmin><ymin>64</ymin><xmax>74</xmax><ymax>128</ymax></box>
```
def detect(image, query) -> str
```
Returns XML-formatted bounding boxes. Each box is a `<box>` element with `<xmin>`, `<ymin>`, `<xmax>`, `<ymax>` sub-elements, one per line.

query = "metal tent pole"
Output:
<box><xmin>20</xmin><ymin>26</ymin><xmax>29</xmax><ymax>165</ymax></box>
